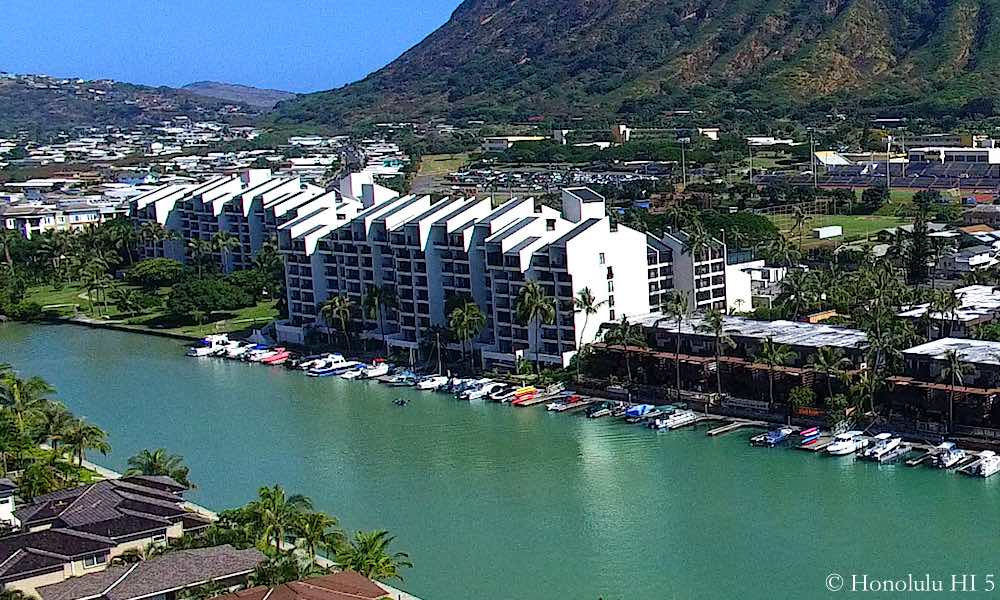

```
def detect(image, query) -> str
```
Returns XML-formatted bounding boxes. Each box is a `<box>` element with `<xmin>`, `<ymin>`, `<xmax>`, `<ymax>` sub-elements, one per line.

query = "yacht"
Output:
<box><xmin>457</xmin><ymin>379</ymin><xmax>493</xmax><ymax>399</ymax></box>
<box><xmin>650</xmin><ymin>409</ymin><xmax>699</xmax><ymax>430</ymax></box>
<box><xmin>826</xmin><ymin>431</ymin><xmax>868</xmax><ymax>456</ymax></box>
<box><xmin>965</xmin><ymin>451</ymin><xmax>1000</xmax><ymax>478</ymax></box>
<box><xmin>306</xmin><ymin>354</ymin><xmax>351</xmax><ymax>377</ymax></box>
<box><xmin>339</xmin><ymin>364</ymin><xmax>367</xmax><ymax>379</ymax></box>
<box><xmin>859</xmin><ymin>433</ymin><xmax>902</xmax><ymax>461</ymax></box>
<box><xmin>359</xmin><ymin>362</ymin><xmax>390</xmax><ymax>379</ymax></box>
<box><xmin>932</xmin><ymin>442</ymin><xmax>966</xmax><ymax>469</ymax></box>
<box><xmin>465</xmin><ymin>382</ymin><xmax>506</xmax><ymax>401</ymax></box>
<box><xmin>416</xmin><ymin>375</ymin><xmax>449</xmax><ymax>391</ymax></box>
<box><xmin>750</xmin><ymin>427</ymin><xmax>794</xmax><ymax>447</ymax></box>
<box><xmin>186</xmin><ymin>335</ymin><xmax>231</xmax><ymax>357</ymax></box>
<box><xmin>488</xmin><ymin>384</ymin><xmax>516</xmax><ymax>402</ymax></box>
<box><xmin>261</xmin><ymin>348</ymin><xmax>291</xmax><ymax>366</ymax></box>
<box><xmin>245</xmin><ymin>347</ymin><xmax>278</xmax><ymax>363</ymax></box>
<box><xmin>224</xmin><ymin>342</ymin><xmax>255</xmax><ymax>359</ymax></box>
<box><xmin>290</xmin><ymin>354</ymin><xmax>329</xmax><ymax>370</ymax></box>
<box><xmin>624</xmin><ymin>404</ymin><xmax>654</xmax><ymax>423</ymax></box>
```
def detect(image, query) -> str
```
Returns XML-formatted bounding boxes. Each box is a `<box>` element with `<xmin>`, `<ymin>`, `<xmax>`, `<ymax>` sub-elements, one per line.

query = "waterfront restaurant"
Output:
<box><xmin>888</xmin><ymin>338</ymin><xmax>1000</xmax><ymax>433</ymax></box>
<box><xmin>590</xmin><ymin>316</ymin><xmax>868</xmax><ymax>408</ymax></box>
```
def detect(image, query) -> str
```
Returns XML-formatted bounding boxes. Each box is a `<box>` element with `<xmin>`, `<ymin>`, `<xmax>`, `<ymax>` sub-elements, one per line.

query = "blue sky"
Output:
<box><xmin>0</xmin><ymin>0</ymin><xmax>460</xmax><ymax>93</ymax></box>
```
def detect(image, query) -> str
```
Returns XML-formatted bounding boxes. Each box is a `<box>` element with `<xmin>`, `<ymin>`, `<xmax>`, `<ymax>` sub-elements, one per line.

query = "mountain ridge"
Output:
<box><xmin>271</xmin><ymin>0</ymin><xmax>1000</xmax><ymax>127</ymax></box>
<box><xmin>182</xmin><ymin>81</ymin><xmax>296</xmax><ymax>109</ymax></box>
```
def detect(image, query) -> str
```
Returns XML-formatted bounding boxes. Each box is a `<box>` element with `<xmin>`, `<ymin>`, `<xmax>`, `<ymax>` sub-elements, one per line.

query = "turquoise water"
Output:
<box><xmin>3</xmin><ymin>323</ymin><xmax>999</xmax><ymax>599</ymax></box>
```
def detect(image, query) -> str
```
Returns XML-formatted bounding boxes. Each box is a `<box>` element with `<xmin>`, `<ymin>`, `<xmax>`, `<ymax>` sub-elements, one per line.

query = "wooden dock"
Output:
<box><xmin>906</xmin><ymin>451</ymin><xmax>935</xmax><ymax>467</ymax></box>
<box><xmin>797</xmin><ymin>436</ymin><xmax>836</xmax><ymax>452</ymax></box>
<box><xmin>706</xmin><ymin>419</ymin><xmax>768</xmax><ymax>437</ymax></box>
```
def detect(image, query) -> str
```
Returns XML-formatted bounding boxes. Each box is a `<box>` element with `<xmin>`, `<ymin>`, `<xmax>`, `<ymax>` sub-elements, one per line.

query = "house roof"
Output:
<box><xmin>638</xmin><ymin>315</ymin><xmax>868</xmax><ymax>350</ymax></box>
<box><xmin>564</xmin><ymin>187</ymin><xmax>604</xmax><ymax>203</ymax></box>
<box><xmin>15</xmin><ymin>479</ymin><xmax>186</xmax><ymax>531</ymax></box>
<box><xmin>0</xmin><ymin>529</ymin><xmax>115</xmax><ymax>583</ymax></box>
<box><xmin>37</xmin><ymin>545</ymin><xmax>265</xmax><ymax>600</ymax></box>
<box><xmin>898</xmin><ymin>285</ymin><xmax>1000</xmax><ymax>323</ymax></box>
<box><xmin>0</xmin><ymin>478</ymin><xmax>15</xmax><ymax>494</ymax></box>
<box><xmin>903</xmin><ymin>337</ymin><xmax>1000</xmax><ymax>366</ymax></box>
<box><xmin>217</xmin><ymin>572</ymin><xmax>390</xmax><ymax>600</ymax></box>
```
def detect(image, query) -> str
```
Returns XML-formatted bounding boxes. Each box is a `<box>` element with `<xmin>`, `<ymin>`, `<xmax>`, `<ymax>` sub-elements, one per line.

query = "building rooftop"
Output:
<box><xmin>0</xmin><ymin>529</ymin><xmax>115</xmax><ymax>583</ymax></box>
<box><xmin>638</xmin><ymin>315</ymin><xmax>868</xmax><ymax>350</ymax></box>
<box><xmin>37</xmin><ymin>545</ymin><xmax>264</xmax><ymax>600</ymax></box>
<box><xmin>903</xmin><ymin>337</ymin><xmax>1000</xmax><ymax>366</ymax></box>
<box><xmin>15</xmin><ymin>478</ymin><xmax>187</xmax><ymax>531</ymax></box>
<box><xmin>898</xmin><ymin>285</ymin><xmax>1000</xmax><ymax>323</ymax></box>
<box><xmin>215</xmin><ymin>572</ymin><xmax>391</xmax><ymax>600</ymax></box>
<box><xmin>564</xmin><ymin>187</ymin><xmax>605</xmax><ymax>203</ymax></box>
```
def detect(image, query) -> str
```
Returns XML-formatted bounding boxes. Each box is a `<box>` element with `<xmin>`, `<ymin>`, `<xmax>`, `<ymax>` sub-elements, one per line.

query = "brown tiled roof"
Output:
<box><xmin>15</xmin><ymin>480</ymin><xmax>186</xmax><ymax>530</ymax></box>
<box><xmin>218</xmin><ymin>573</ymin><xmax>390</xmax><ymax>600</ymax></box>
<box><xmin>37</xmin><ymin>545</ymin><xmax>264</xmax><ymax>600</ymax></box>
<box><xmin>0</xmin><ymin>529</ymin><xmax>114</xmax><ymax>583</ymax></box>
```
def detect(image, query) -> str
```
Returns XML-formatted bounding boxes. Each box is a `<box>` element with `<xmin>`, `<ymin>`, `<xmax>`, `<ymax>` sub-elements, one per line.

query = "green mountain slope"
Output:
<box><xmin>272</xmin><ymin>0</ymin><xmax>1000</xmax><ymax>126</ymax></box>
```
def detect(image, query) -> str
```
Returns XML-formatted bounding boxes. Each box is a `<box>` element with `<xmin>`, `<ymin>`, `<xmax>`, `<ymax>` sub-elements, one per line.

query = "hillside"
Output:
<box><xmin>183</xmin><ymin>81</ymin><xmax>296</xmax><ymax>109</ymax></box>
<box><xmin>272</xmin><ymin>0</ymin><xmax>1000</xmax><ymax>126</ymax></box>
<box><xmin>0</xmin><ymin>73</ymin><xmax>262</xmax><ymax>135</ymax></box>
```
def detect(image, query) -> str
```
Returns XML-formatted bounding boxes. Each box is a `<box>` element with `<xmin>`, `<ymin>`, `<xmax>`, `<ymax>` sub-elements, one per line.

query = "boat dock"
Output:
<box><xmin>706</xmin><ymin>419</ymin><xmax>769</xmax><ymax>437</ymax></box>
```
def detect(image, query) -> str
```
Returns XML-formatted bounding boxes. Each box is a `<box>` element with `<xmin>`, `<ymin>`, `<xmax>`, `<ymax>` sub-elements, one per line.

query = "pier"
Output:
<box><xmin>706</xmin><ymin>419</ymin><xmax>769</xmax><ymax>437</ymax></box>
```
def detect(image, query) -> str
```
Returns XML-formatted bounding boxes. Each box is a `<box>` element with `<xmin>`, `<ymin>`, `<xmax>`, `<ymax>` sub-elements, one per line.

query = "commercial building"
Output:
<box><xmin>906</xmin><ymin>146</ymin><xmax>1000</xmax><ymax>164</ymax></box>
<box><xmin>898</xmin><ymin>285</ymin><xmax>1000</xmax><ymax>339</ymax></box>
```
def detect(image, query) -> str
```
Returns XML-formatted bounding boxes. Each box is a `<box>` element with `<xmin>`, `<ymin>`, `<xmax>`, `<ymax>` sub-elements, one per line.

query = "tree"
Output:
<box><xmin>319</xmin><ymin>295</ymin><xmax>353</xmax><ymax>350</ymax></box>
<box><xmin>940</xmin><ymin>349</ymin><xmax>972</xmax><ymax>434</ymax></box>
<box><xmin>658</xmin><ymin>291</ymin><xmax>689</xmax><ymax>403</ymax></box>
<box><xmin>682</xmin><ymin>222</ymin><xmax>714</xmax><ymax>262</ymax></box>
<box><xmin>125</xmin><ymin>258</ymin><xmax>184</xmax><ymax>289</ymax></box>
<box><xmin>0</xmin><ymin>230</ymin><xmax>19</xmax><ymax>274</ymax></box>
<box><xmin>247</xmin><ymin>485</ymin><xmax>314</xmax><ymax>553</ymax></box>
<box><xmin>64</xmin><ymin>419</ymin><xmax>111</xmax><ymax>466</ymax></box>
<box><xmin>0</xmin><ymin>371</ymin><xmax>54</xmax><ymax>435</ymax></box>
<box><xmin>790</xmin><ymin>205</ymin><xmax>811</xmax><ymax>251</ymax></box>
<box><xmin>335</xmin><ymin>530</ymin><xmax>413</xmax><ymax>583</ymax></box>
<box><xmin>165</xmin><ymin>277</ymin><xmax>253</xmax><ymax>322</ymax></box>
<box><xmin>110</xmin><ymin>286</ymin><xmax>145</xmax><ymax>317</ymax></box>
<box><xmin>449</xmin><ymin>301</ymin><xmax>486</xmax><ymax>370</ymax></box>
<box><xmin>293</xmin><ymin>511</ymin><xmax>343</xmax><ymax>561</ymax></box>
<box><xmin>756</xmin><ymin>337</ymin><xmax>794</xmax><ymax>415</ymax></box>
<box><xmin>788</xmin><ymin>385</ymin><xmax>816</xmax><ymax>417</ymax></box>
<box><xmin>212</xmin><ymin>231</ymin><xmax>241</xmax><ymax>272</ymax></box>
<box><xmin>808</xmin><ymin>346</ymin><xmax>851</xmax><ymax>400</ymax></box>
<box><xmin>696</xmin><ymin>308</ymin><xmax>734</xmax><ymax>407</ymax></box>
<box><xmin>187</xmin><ymin>239</ymin><xmax>214</xmax><ymax>277</ymax></box>
<box><xmin>249</xmin><ymin>553</ymin><xmax>327</xmax><ymax>586</ymax></box>
<box><xmin>763</xmin><ymin>236</ymin><xmax>801</xmax><ymax>267</ymax></box>
<box><xmin>363</xmin><ymin>286</ymin><xmax>397</xmax><ymax>355</ymax></box>
<box><xmin>36</xmin><ymin>401</ymin><xmax>74</xmax><ymax>452</ymax></box>
<box><xmin>906</xmin><ymin>192</ymin><xmax>932</xmax><ymax>285</ymax></box>
<box><xmin>573</xmin><ymin>287</ymin><xmax>605</xmax><ymax>381</ymax></box>
<box><xmin>603</xmin><ymin>315</ymin><xmax>646</xmax><ymax>390</ymax></box>
<box><xmin>125</xmin><ymin>448</ymin><xmax>195</xmax><ymax>489</ymax></box>
<box><xmin>16</xmin><ymin>460</ymin><xmax>60</xmax><ymax>499</ymax></box>
<box><xmin>515</xmin><ymin>280</ymin><xmax>555</xmax><ymax>373</ymax></box>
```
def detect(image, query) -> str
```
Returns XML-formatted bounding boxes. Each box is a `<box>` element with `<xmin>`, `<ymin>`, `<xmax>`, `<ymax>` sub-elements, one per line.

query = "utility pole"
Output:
<box><xmin>748</xmin><ymin>141</ymin><xmax>754</xmax><ymax>185</ymax></box>
<box><xmin>436</xmin><ymin>332</ymin><xmax>442</xmax><ymax>375</ymax></box>
<box><xmin>679</xmin><ymin>137</ymin><xmax>689</xmax><ymax>188</ymax></box>
<box><xmin>886</xmin><ymin>136</ymin><xmax>892</xmax><ymax>191</ymax></box>
<box><xmin>809</xmin><ymin>128</ymin><xmax>817</xmax><ymax>189</ymax></box>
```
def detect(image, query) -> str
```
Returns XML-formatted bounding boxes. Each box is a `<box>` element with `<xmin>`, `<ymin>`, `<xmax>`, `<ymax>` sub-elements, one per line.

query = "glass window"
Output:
<box><xmin>599</xmin><ymin>252</ymin><xmax>605</xmax><ymax>265</ymax></box>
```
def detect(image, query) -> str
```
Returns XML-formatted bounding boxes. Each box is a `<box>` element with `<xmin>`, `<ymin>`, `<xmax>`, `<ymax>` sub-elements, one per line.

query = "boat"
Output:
<box><xmin>962</xmin><ymin>451</ymin><xmax>1000</xmax><ymax>478</ymax></box>
<box><xmin>289</xmin><ymin>354</ymin><xmax>328</xmax><ymax>370</ymax></box>
<box><xmin>650</xmin><ymin>409</ymin><xmax>699</xmax><ymax>430</ymax></box>
<box><xmin>488</xmin><ymin>385</ymin><xmax>516</xmax><ymax>402</ymax></box>
<box><xmin>509</xmin><ymin>386</ymin><xmax>539</xmax><ymax>406</ymax></box>
<box><xmin>384</xmin><ymin>370</ymin><xmax>418</xmax><ymax>385</ymax></box>
<box><xmin>457</xmin><ymin>379</ymin><xmax>494</xmax><ymax>399</ymax></box>
<box><xmin>392</xmin><ymin>398</ymin><xmax>408</xmax><ymax>406</ymax></box>
<box><xmin>186</xmin><ymin>334</ymin><xmax>231</xmax><ymax>357</ymax></box>
<box><xmin>261</xmin><ymin>348</ymin><xmax>291</xmax><ymax>365</ymax></box>
<box><xmin>624</xmin><ymin>404</ymin><xmax>654</xmax><ymax>423</ymax></box>
<box><xmin>585</xmin><ymin>401</ymin><xmax>614</xmax><ymax>418</ymax></box>
<box><xmin>858</xmin><ymin>433</ymin><xmax>902</xmax><ymax>462</ymax></box>
<box><xmin>359</xmin><ymin>361</ymin><xmax>390</xmax><ymax>379</ymax></box>
<box><xmin>826</xmin><ymin>431</ymin><xmax>869</xmax><ymax>456</ymax></box>
<box><xmin>306</xmin><ymin>354</ymin><xmax>351</xmax><ymax>377</ymax></box>
<box><xmin>416</xmin><ymin>375</ymin><xmax>449</xmax><ymax>391</ymax></box>
<box><xmin>465</xmin><ymin>382</ymin><xmax>506</xmax><ymax>401</ymax></box>
<box><xmin>535</xmin><ymin>382</ymin><xmax>566</xmax><ymax>400</ymax></box>
<box><xmin>750</xmin><ymin>426</ymin><xmax>794</xmax><ymax>447</ymax></box>
<box><xmin>224</xmin><ymin>342</ymin><xmax>255</xmax><ymax>359</ymax></box>
<box><xmin>246</xmin><ymin>347</ymin><xmax>279</xmax><ymax>363</ymax></box>
<box><xmin>932</xmin><ymin>442</ymin><xmax>966</xmax><ymax>469</ymax></box>
<box><xmin>546</xmin><ymin>394</ymin><xmax>588</xmax><ymax>412</ymax></box>
<box><xmin>212</xmin><ymin>339</ymin><xmax>244</xmax><ymax>357</ymax></box>
<box><xmin>798</xmin><ymin>427</ymin><xmax>821</xmax><ymax>447</ymax></box>
<box><xmin>339</xmin><ymin>364</ymin><xmax>368</xmax><ymax>379</ymax></box>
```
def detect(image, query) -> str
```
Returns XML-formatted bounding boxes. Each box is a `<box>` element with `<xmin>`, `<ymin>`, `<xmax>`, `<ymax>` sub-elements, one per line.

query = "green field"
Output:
<box><xmin>769</xmin><ymin>214</ymin><xmax>909</xmax><ymax>248</ymax></box>
<box><xmin>417</xmin><ymin>153</ymin><xmax>469</xmax><ymax>176</ymax></box>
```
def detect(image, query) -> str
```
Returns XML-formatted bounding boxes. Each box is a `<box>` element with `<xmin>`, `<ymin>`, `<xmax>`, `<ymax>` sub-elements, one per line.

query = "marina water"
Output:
<box><xmin>3</xmin><ymin>323</ymin><xmax>999</xmax><ymax>599</ymax></box>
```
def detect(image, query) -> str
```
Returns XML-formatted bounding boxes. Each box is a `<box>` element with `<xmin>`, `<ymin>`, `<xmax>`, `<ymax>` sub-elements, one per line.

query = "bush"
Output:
<box><xmin>1</xmin><ymin>300</ymin><xmax>43</xmax><ymax>321</ymax></box>
<box><xmin>165</xmin><ymin>277</ymin><xmax>253</xmax><ymax>321</ymax></box>
<box><xmin>126</xmin><ymin>258</ymin><xmax>185</xmax><ymax>289</ymax></box>
<box><xmin>225</xmin><ymin>269</ymin><xmax>270</xmax><ymax>301</ymax></box>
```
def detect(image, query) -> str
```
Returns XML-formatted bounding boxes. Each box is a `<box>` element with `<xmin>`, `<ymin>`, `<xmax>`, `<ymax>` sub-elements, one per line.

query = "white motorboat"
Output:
<box><xmin>306</xmin><ymin>354</ymin><xmax>350</xmax><ymax>377</ymax></box>
<box><xmin>465</xmin><ymin>382</ymin><xmax>506</xmax><ymax>401</ymax></box>
<box><xmin>654</xmin><ymin>409</ymin><xmax>699</xmax><ymax>430</ymax></box>
<box><xmin>826</xmin><ymin>431</ymin><xmax>869</xmax><ymax>456</ymax></box>
<box><xmin>360</xmin><ymin>362</ymin><xmax>390</xmax><ymax>379</ymax></box>
<box><xmin>416</xmin><ymin>375</ymin><xmax>449</xmax><ymax>391</ymax></box>
<box><xmin>246</xmin><ymin>348</ymin><xmax>278</xmax><ymax>363</ymax></box>
<box><xmin>186</xmin><ymin>334</ymin><xmax>231</xmax><ymax>357</ymax></box>
<box><xmin>932</xmin><ymin>442</ymin><xmax>966</xmax><ymax>469</ymax></box>
<box><xmin>339</xmin><ymin>365</ymin><xmax>367</xmax><ymax>379</ymax></box>
<box><xmin>458</xmin><ymin>379</ymin><xmax>494</xmax><ymax>400</ymax></box>
<box><xmin>224</xmin><ymin>342</ymin><xmax>255</xmax><ymax>359</ymax></box>
<box><xmin>859</xmin><ymin>433</ymin><xmax>901</xmax><ymax>461</ymax></box>
<box><xmin>966</xmin><ymin>451</ymin><xmax>1000</xmax><ymax>478</ymax></box>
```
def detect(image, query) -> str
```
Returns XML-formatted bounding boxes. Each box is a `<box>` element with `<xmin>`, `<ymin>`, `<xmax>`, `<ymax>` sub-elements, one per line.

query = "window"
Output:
<box><xmin>608</xmin><ymin>295</ymin><xmax>615</xmax><ymax>307</ymax></box>
<box><xmin>609</xmin><ymin>310</ymin><xmax>615</xmax><ymax>321</ymax></box>
<box><xmin>606</xmin><ymin>267</ymin><xmax>614</xmax><ymax>279</ymax></box>
<box><xmin>83</xmin><ymin>554</ymin><xmax>107</xmax><ymax>568</ymax></box>
<box><xmin>608</xmin><ymin>281</ymin><xmax>614</xmax><ymax>292</ymax></box>
<box><xmin>599</xmin><ymin>252</ymin><xmax>605</xmax><ymax>265</ymax></box>
<box><xmin>152</xmin><ymin>533</ymin><xmax>167</xmax><ymax>543</ymax></box>
<box><xmin>546</xmin><ymin>219</ymin><xmax>556</xmax><ymax>231</ymax></box>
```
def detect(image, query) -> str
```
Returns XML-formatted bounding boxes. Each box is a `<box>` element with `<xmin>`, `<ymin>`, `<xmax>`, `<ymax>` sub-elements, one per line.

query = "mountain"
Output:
<box><xmin>0</xmin><ymin>73</ymin><xmax>263</xmax><ymax>135</ymax></box>
<box><xmin>182</xmin><ymin>81</ymin><xmax>296</xmax><ymax>109</ymax></box>
<box><xmin>271</xmin><ymin>0</ymin><xmax>1000</xmax><ymax>127</ymax></box>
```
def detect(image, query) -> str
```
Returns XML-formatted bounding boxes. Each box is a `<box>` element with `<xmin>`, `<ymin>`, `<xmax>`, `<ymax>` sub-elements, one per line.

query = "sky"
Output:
<box><xmin>0</xmin><ymin>0</ymin><xmax>461</xmax><ymax>93</ymax></box>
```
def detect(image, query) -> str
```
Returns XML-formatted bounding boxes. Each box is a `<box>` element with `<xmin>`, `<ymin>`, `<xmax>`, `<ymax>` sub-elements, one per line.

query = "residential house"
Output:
<box><xmin>215</xmin><ymin>572</ymin><xmax>398</xmax><ymax>600</ymax></box>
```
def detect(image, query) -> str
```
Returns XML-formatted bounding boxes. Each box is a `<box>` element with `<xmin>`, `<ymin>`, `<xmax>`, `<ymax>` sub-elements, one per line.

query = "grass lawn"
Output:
<box><xmin>27</xmin><ymin>283</ymin><xmax>279</xmax><ymax>338</ymax></box>
<box><xmin>417</xmin><ymin>153</ymin><xmax>469</xmax><ymax>176</ymax></box>
<box><xmin>770</xmin><ymin>214</ymin><xmax>909</xmax><ymax>248</ymax></box>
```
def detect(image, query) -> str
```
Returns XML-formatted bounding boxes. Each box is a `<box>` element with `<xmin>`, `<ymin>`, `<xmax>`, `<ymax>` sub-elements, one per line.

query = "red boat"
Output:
<box><xmin>262</xmin><ymin>348</ymin><xmax>291</xmax><ymax>365</ymax></box>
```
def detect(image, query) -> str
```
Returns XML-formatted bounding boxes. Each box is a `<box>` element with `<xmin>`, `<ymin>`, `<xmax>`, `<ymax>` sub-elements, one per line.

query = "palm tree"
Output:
<box><xmin>64</xmin><ymin>419</ymin><xmax>111</xmax><ymax>466</ymax></box>
<box><xmin>319</xmin><ymin>295</ymin><xmax>353</xmax><ymax>350</ymax></box>
<box><xmin>756</xmin><ymin>337</ymin><xmax>794</xmax><ymax>418</ymax></box>
<box><xmin>763</xmin><ymin>237</ymin><xmax>801</xmax><ymax>267</ymax></box>
<box><xmin>696</xmin><ymin>308</ymin><xmax>734</xmax><ymax>409</ymax></box>
<box><xmin>293</xmin><ymin>511</ymin><xmax>343</xmax><ymax>561</ymax></box>
<box><xmin>110</xmin><ymin>286</ymin><xmax>144</xmax><ymax>317</ymax></box>
<box><xmin>187</xmin><ymin>239</ymin><xmax>213</xmax><ymax>277</ymax></box>
<box><xmin>212</xmin><ymin>231</ymin><xmax>241</xmax><ymax>272</ymax></box>
<box><xmin>449</xmin><ymin>301</ymin><xmax>486</xmax><ymax>370</ymax></box>
<box><xmin>363</xmin><ymin>286</ymin><xmax>397</xmax><ymax>356</ymax></box>
<box><xmin>808</xmin><ymin>346</ymin><xmax>851</xmax><ymax>401</ymax></box>
<box><xmin>778</xmin><ymin>269</ymin><xmax>816</xmax><ymax>320</ymax></box>
<box><xmin>249</xmin><ymin>485</ymin><xmax>314</xmax><ymax>553</ymax></box>
<box><xmin>16</xmin><ymin>460</ymin><xmax>60</xmax><ymax>500</ymax></box>
<box><xmin>790</xmin><ymin>205</ymin><xmax>811</xmax><ymax>251</ymax></box>
<box><xmin>0</xmin><ymin>230</ymin><xmax>19</xmax><ymax>274</ymax></box>
<box><xmin>658</xmin><ymin>291</ymin><xmax>689</xmax><ymax>403</ymax></box>
<box><xmin>125</xmin><ymin>448</ymin><xmax>195</xmax><ymax>489</ymax></box>
<box><xmin>36</xmin><ymin>401</ymin><xmax>74</xmax><ymax>452</ymax></box>
<box><xmin>940</xmin><ymin>349</ymin><xmax>972</xmax><ymax>435</ymax></box>
<box><xmin>662</xmin><ymin>202</ymin><xmax>695</xmax><ymax>230</ymax></box>
<box><xmin>682</xmin><ymin>222</ymin><xmax>714</xmax><ymax>263</ymax></box>
<box><xmin>573</xmin><ymin>287</ymin><xmax>605</xmax><ymax>381</ymax></box>
<box><xmin>515</xmin><ymin>280</ymin><xmax>555</xmax><ymax>373</ymax></box>
<box><xmin>0</xmin><ymin>372</ymin><xmax>54</xmax><ymax>435</ymax></box>
<box><xmin>335</xmin><ymin>530</ymin><xmax>413</xmax><ymax>583</ymax></box>
<box><xmin>603</xmin><ymin>315</ymin><xmax>646</xmax><ymax>390</ymax></box>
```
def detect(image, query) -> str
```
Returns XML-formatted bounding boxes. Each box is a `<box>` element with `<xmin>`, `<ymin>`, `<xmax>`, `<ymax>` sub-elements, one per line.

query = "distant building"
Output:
<box><xmin>964</xmin><ymin>205</ymin><xmax>1000</xmax><ymax>227</ymax></box>
<box><xmin>481</xmin><ymin>136</ymin><xmax>548</xmax><ymax>152</ymax></box>
<box><xmin>898</xmin><ymin>285</ymin><xmax>1000</xmax><ymax>338</ymax></box>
